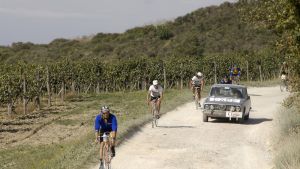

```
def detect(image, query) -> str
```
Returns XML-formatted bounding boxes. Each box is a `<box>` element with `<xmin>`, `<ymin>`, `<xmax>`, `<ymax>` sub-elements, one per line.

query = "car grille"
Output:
<box><xmin>213</xmin><ymin>105</ymin><xmax>230</xmax><ymax>111</ymax></box>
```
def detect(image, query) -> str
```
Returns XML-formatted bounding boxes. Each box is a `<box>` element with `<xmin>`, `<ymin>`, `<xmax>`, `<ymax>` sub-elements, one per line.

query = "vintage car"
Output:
<box><xmin>202</xmin><ymin>84</ymin><xmax>251</xmax><ymax>123</ymax></box>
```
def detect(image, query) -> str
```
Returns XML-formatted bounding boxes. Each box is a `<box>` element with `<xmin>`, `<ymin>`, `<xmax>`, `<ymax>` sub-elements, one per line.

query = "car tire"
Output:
<box><xmin>203</xmin><ymin>114</ymin><xmax>208</xmax><ymax>122</ymax></box>
<box><xmin>238</xmin><ymin>109</ymin><xmax>245</xmax><ymax>123</ymax></box>
<box><xmin>244</xmin><ymin>112</ymin><xmax>249</xmax><ymax>120</ymax></box>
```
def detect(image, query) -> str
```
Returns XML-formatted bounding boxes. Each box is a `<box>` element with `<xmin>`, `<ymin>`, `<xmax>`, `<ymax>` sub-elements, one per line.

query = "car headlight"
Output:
<box><xmin>204</xmin><ymin>104</ymin><xmax>210</xmax><ymax>110</ymax></box>
<box><xmin>210</xmin><ymin>105</ymin><xmax>214</xmax><ymax>110</ymax></box>
<box><xmin>230</xmin><ymin>106</ymin><xmax>236</xmax><ymax>112</ymax></box>
<box><xmin>236</xmin><ymin>106</ymin><xmax>241</xmax><ymax>112</ymax></box>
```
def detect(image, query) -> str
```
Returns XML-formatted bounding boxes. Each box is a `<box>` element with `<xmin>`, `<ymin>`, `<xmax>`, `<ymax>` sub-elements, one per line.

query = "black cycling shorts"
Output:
<box><xmin>150</xmin><ymin>96</ymin><xmax>160</xmax><ymax>101</ymax></box>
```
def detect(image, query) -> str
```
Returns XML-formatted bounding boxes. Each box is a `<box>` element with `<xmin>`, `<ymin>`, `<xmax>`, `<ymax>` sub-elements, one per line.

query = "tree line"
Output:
<box><xmin>0</xmin><ymin>52</ymin><xmax>282</xmax><ymax>115</ymax></box>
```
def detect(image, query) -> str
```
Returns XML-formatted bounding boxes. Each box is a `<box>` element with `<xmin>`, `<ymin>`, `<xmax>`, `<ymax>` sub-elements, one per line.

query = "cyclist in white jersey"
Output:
<box><xmin>147</xmin><ymin>80</ymin><xmax>163</xmax><ymax>118</ymax></box>
<box><xmin>190</xmin><ymin>72</ymin><xmax>205</xmax><ymax>101</ymax></box>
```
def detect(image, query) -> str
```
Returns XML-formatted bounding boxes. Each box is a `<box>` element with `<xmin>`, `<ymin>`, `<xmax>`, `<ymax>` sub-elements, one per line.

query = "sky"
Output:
<box><xmin>0</xmin><ymin>0</ymin><xmax>237</xmax><ymax>46</ymax></box>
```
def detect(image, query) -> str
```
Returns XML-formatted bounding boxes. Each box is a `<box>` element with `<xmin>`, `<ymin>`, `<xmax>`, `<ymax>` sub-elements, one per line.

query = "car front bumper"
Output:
<box><xmin>202</xmin><ymin>110</ymin><xmax>243</xmax><ymax>119</ymax></box>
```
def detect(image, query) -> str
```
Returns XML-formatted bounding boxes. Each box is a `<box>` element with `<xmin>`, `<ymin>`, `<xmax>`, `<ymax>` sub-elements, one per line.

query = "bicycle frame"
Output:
<box><xmin>101</xmin><ymin>132</ymin><xmax>112</xmax><ymax>169</ymax></box>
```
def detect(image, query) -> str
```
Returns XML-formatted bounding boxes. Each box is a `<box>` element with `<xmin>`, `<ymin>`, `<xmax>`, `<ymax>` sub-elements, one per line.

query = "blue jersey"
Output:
<box><xmin>230</xmin><ymin>67</ymin><xmax>241</xmax><ymax>76</ymax></box>
<box><xmin>94</xmin><ymin>113</ymin><xmax>118</xmax><ymax>132</ymax></box>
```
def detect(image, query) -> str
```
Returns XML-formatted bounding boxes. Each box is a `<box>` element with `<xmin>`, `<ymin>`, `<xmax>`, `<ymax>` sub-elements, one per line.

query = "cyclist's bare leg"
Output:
<box><xmin>110</xmin><ymin>132</ymin><xmax>116</xmax><ymax>157</ymax></box>
<box><xmin>197</xmin><ymin>89</ymin><xmax>201</xmax><ymax>106</ymax></box>
<box><xmin>192</xmin><ymin>86</ymin><xmax>196</xmax><ymax>99</ymax></box>
<box><xmin>149</xmin><ymin>101</ymin><xmax>153</xmax><ymax>114</ymax></box>
<box><xmin>198</xmin><ymin>90</ymin><xmax>201</xmax><ymax>101</ymax></box>
<box><xmin>99</xmin><ymin>141</ymin><xmax>104</xmax><ymax>161</ymax></box>
<box><xmin>157</xmin><ymin>99</ymin><xmax>161</xmax><ymax>115</ymax></box>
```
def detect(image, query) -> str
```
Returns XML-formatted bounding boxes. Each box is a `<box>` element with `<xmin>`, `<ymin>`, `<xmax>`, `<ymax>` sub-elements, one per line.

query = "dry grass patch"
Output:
<box><xmin>273</xmin><ymin>94</ymin><xmax>300</xmax><ymax>169</ymax></box>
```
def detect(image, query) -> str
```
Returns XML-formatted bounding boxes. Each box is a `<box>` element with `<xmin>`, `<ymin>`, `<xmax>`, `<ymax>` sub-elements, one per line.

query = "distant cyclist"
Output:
<box><xmin>94</xmin><ymin>106</ymin><xmax>117</xmax><ymax>169</ymax></box>
<box><xmin>147</xmin><ymin>80</ymin><xmax>163</xmax><ymax>118</ymax></box>
<box><xmin>220</xmin><ymin>75</ymin><xmax>232</xmax><ymax>84</ymax></box>
<box><xmin>280</xmin><ymin>61</ymin><xmax>289</xmax><ymax>78</ymax></box>
<box><xmin>229</xmin><ymin>64</ymin><xmax>241</xmax><ymax>84</ymax></box>
<box><xmin>190</xmin><ymin>72</ymin><xmax>205</xmax><ymax>101</ymax></box>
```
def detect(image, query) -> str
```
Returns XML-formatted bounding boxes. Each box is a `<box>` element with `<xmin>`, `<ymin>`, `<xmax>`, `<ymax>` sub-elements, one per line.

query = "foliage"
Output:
<box><xmin>239</xmin><ymin>0</ymin><xmax>300</xmax><ymax>91</ymax></box>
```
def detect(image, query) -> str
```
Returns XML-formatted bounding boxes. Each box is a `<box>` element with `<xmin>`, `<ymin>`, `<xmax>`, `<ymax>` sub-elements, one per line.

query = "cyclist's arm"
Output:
<box><xmin>201</xmin><ymin>80</ymin><xmax>205</xmax><ymax>91</ymax></box>
<box><xmin>94</xmin><ymin>116</ymin><xmax>101</xmax><ymax>141</ymax></box>
<box><xmin>111</xmin><ymin>116</ymin><xmax>118</xmax><ymax>139</ymax></box>
<box><xmin>159</xmin><ymin>91</ymin><xmax>163</xmax><ymax>101</ymax></box>
<box><xmin>190</xmin><ymin>80</ymin><xmax>195</xmax><ymax>90</ymax></box>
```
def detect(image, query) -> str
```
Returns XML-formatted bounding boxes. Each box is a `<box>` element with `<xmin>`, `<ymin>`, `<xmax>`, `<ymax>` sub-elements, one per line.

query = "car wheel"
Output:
<box><xmin>238</xmin><ymin>109</ymin><xmax>245</xmax><ymax>123</ymax></box>
<box><xmin>203</xmin><ymin>114</ymin><xmax>208</xmax><ymax>122</ymax></box>
<box><xmin>244</xmin><ymin>112</ymin><xmax>249</xmax><ymax>120</ymax></box>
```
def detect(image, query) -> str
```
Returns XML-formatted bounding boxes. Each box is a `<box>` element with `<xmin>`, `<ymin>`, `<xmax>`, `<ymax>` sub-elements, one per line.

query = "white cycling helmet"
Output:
<box><xmin>153</xmin><ymin>80</ymin><xmax>158</xmax><ymax>85</ymax></box>
<box><xmin>101</xmin><ymin>105</ymin><xmax>110</xmax><ymax>113</ymax></box>
<box><xmin>197</xmin><ymin>72</ymin><xmax>203</xmax><ymax>77</ymax></box>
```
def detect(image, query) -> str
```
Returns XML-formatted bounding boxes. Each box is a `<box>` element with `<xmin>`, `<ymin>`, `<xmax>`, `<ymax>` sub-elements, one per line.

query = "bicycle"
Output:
<box><xmin>194</xmin><ymin>87</ymin><xmax>201</xmax><ymax>109</ymax></box>
<box><xmin>151</xmin><ymin>99</ymin><xmax>159</xmax><ymax>128</ymax></box>
<box><xmin>280</xmin><ymin>75</ymin><xmax>288</xmax><ymax>92</ymax></box>
<box><xmin>98</xmin><ymin>132</ymin><xmax>113</xmax><ymax>169</ymax></box>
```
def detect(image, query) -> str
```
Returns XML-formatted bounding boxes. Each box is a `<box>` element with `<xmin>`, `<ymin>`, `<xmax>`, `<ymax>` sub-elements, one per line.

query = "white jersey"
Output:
<box><xmin>149</xmin><ymin>85</ymin><xmax>163</xmax><ymax>97</ymax></box>
<box><xmin>191</xmin><ymin>76</ymin><xmax>202</xmax><ymax>87</ymax></box>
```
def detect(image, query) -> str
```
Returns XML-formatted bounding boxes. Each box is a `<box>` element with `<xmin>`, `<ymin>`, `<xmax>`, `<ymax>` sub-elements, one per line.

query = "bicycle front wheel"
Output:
<box><xmin>103</xmin><ymin>144</ymin><xmax>112</xmax><ymax>169</ymax></box>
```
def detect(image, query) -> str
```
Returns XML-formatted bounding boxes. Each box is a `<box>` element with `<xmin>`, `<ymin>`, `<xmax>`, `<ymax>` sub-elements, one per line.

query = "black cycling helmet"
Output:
<box><xmin>101</xmin><ymin>106</ymin><xmax>110</xmax><ymax>113</ymax></box>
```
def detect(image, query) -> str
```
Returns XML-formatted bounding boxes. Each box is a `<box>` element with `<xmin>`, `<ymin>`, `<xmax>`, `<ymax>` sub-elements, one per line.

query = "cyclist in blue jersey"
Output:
<box><xmin>94</xmin><ymin>106</ymin><xmax>118</xmax><ymax>168</ymax></box>
<box><xmin>229</xmin><ymin>64</ymin><xmax>241</xmax><ymax>84</ymax></box>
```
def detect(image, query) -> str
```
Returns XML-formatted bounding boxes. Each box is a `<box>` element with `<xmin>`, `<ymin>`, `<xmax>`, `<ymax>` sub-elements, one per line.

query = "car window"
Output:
<box><xmin>210</xmin><ymin>87</ymin><xmax>244</xmax><ymax>99</ymax></box>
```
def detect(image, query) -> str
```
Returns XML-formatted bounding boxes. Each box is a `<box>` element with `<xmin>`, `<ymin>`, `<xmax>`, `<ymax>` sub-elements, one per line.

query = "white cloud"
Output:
<box><xmin>0</xmin><ymin>7</ymin><xmax>87</xmax><ymax>19</ymax></box>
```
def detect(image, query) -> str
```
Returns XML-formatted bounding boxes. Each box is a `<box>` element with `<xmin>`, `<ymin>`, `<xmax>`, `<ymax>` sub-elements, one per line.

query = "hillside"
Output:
<box><xmin>0</xmin><ymin>2</ymin><xmax>278</xmax><ymax>63</ymax></box>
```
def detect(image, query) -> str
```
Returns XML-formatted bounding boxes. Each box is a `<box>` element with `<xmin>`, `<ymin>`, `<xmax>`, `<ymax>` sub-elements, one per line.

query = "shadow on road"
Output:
<box><xmin>157</xmin><ymin>125</ymin><xmax>195</xmax><ymax>128</ymax></box>
<box><xmin>209</xmin><ymin>117</ymin><xmax>272</xmax><ymax>125</ymax></box>
<box><xmin>244</xmin><ymin>118</ymin><xmax>272</xmax><ymax>125</ymax></box>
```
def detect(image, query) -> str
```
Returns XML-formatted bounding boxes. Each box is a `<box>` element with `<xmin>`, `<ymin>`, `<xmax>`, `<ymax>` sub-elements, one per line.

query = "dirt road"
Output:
<box><xmin>92</xmin><ymin>86</ymin><xmax>288</xmax><ymax>169</ymax></box>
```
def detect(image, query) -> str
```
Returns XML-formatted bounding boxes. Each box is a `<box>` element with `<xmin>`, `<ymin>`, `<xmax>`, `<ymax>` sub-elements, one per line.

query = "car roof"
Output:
<box><xmin>211</xmin><ymin>84</ymin><xmax>247</xmax><ymax>89</ymax></box>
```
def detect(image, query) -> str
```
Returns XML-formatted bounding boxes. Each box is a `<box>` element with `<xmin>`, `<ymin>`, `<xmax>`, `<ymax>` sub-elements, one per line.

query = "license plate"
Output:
<box><xmin>226</xmin><ymin>111</ymin><xmax>242</xmax><ymax>118</ymax></box>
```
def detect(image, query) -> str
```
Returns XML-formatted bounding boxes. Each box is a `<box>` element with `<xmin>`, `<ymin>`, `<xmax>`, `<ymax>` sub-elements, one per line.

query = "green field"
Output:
<box><xmin>0</xmin><ymin>88</ymin><xmax>208</xmax><ymax>169</ymax></box>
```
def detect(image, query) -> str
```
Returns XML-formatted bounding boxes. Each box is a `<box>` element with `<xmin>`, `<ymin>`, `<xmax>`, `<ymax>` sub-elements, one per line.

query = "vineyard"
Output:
<box><xmin>0</xmin><ymin>51</ymin><xmax>282</xmax><ymax>116</ymax></box>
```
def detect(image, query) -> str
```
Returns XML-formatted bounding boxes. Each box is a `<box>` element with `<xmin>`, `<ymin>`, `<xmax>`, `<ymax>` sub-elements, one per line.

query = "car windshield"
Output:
<box><xmin>210</xmin><ymin>86</ymin><xmax>244</xmax><ymax>99</ymax></box>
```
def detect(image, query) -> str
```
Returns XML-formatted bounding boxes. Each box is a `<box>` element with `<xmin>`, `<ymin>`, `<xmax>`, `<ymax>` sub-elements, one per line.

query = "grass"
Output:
<box><xmin>273</xmin><ymin>94</ymin><xmax>300</xmax><ymax>169</ymax></box>
<box><xmin>0</xmin><ymin>88</ymin><xmax>204</xmax><ymax>169</ymax></box>
<box><xmin>240</xmin><ymin>78</ymin><xmax>281</xmax><ymax>87</ymax></box>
